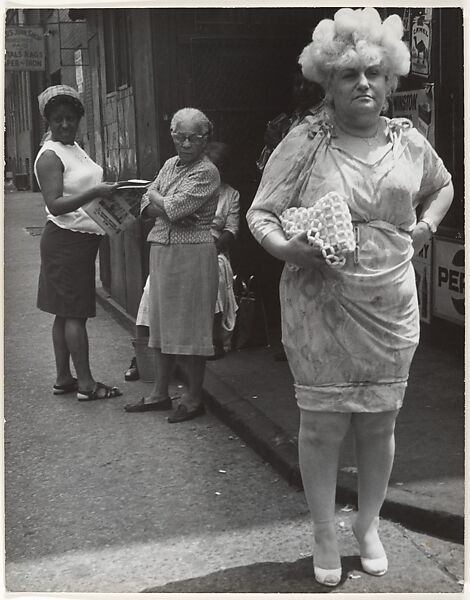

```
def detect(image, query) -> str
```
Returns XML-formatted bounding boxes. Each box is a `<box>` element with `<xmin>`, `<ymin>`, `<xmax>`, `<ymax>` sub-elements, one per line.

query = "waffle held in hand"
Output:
<box><xmin>280</xmin><ymin>192</ymin><xmax>356</xmax><ymax>267</ymax></box>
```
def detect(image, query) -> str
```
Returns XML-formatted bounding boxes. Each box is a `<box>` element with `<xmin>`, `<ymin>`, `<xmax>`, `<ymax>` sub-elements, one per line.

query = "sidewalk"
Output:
<box><xmin>98</xmin><ymin>264</ymin><xmax>464</xmax><ymax>546</ymax></box>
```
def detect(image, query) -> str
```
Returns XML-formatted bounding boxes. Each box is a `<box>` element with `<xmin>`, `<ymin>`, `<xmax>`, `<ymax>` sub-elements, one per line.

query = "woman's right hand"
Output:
<box><xmin>91</xmin><ymin>182</ymin><xmax>120</xmax><ymax>199</ymax></box>
<box><xmin>283</xmin><ymin>231</ymin><xmax>324</xmax><ymax>269</ymax></box>
<box><xmin>262</xmin><ymin>229</ymin><xmax>323</xmax><ymax>268</ymax></box>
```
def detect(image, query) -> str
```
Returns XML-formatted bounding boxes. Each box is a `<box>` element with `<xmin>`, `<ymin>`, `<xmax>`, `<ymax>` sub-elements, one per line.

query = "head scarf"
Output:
<box><xmin>38</xmin><ymin>85</ymin><xmax>84</xmax><ymax>119</ymax></box>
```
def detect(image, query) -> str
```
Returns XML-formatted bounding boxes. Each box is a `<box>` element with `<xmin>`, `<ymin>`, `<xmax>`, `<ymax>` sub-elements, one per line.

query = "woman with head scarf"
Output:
<box><xmin>247</xmin><ymin>8</ymin><xmax>453</xmax><ymax>586</ymax></box>
<box><xmin>35</xmin><ymin>85</ymin><xmax>122</xmax><ymax>401</ymax></box>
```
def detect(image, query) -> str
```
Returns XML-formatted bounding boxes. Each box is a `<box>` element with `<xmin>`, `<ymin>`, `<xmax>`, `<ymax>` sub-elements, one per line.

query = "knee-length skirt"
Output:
<box><xmin>37</xmin><ymin>221</ymin><xmax>102</xmax><ymax>318</ymax></box>
<box><xmin>148</xmin><ymin>243</ymin><xmax>218</xmax><ymax>355</ymax></box>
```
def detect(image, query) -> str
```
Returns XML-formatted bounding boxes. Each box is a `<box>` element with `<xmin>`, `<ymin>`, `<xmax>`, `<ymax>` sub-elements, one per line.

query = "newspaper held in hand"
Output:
<box><xmin>82</xmin><ymin>179</ymin><xmax>151</xmax><ymax>236</ymax></box>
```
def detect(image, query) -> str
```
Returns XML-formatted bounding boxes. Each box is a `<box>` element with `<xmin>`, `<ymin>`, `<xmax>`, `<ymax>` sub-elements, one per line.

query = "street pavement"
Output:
<box><xmin>3</xmin><ymin>191</ymin><xmax>465</xmax><ymax>594</ymax></box>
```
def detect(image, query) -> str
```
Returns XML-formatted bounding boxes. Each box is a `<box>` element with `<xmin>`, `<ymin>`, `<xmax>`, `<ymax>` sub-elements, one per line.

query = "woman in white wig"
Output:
<box><xmin>247</xmin><ymin>8</ymin><xmax>453</xmax><ymax>586</ymax></box>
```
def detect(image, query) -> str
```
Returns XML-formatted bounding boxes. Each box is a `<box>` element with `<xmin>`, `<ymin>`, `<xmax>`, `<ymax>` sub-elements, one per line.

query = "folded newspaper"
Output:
<box><xmin>83</xmin><ymin>179</ymin><xmax>151</xmax><ymax>236</ymax></box>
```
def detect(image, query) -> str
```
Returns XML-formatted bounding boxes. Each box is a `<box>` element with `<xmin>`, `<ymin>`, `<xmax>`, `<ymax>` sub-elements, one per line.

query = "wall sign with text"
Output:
<box><xmin>390</xmin><ymin>85</ymin><xmax>435</xmax><ymax>148</ymax></box>
<box><xmin>432</xmin><ymin>238</ymin><xmax>464</xmax><ymax>325</ymax></box>
<box><xmin>75</xmin><ymin>49</ymin><xmax>84</xmax><ymax>94</ymax></box>
<box><xmin>5</xmin><ymin>26</ymin><xmax>45</xmax><ymax>71</ymax></box>
<box><xmin>411</xmin><ymin>10</ymin><xmax>432</xmax><ymax>78</ymax></box>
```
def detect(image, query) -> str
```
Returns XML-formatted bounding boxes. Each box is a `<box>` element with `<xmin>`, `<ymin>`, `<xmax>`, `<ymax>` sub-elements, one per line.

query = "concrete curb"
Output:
<box><xmin>96</xmin><ymin>287</ymin><xmax>464</xmax><ymax>544</ymax></box>
<box><xmin>96</xmin><ymin>287</ymin><xmax>136</xmax><ymax>335</ymax></box>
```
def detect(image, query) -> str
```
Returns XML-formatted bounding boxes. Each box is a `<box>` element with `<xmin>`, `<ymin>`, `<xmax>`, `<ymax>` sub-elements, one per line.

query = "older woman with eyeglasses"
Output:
<box><xmin>124</xmin><ymin>107</ymin><xmax>220</xmax><ymax>423</ymax></box>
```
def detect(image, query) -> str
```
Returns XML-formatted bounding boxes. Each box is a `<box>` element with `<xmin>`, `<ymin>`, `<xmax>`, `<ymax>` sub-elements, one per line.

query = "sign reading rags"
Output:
<box><xmin>6</xmin><ymin>27</ymin><xmax>45</xmax><ymax>71</ymax></box>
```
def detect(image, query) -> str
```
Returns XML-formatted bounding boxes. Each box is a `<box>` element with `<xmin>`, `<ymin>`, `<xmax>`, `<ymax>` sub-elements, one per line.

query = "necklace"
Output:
<box><xmin>335</xmin><ymin>121</ymin><xmax>381</xmax><ymax>147</ymax></box>
<box><xmin>359</xmin><ymin>127</ymin><xmax>380</xmax><ymax>146</ymax></box>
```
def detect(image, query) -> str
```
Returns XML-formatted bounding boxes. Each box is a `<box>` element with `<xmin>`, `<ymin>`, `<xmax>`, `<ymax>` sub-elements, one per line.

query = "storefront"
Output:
<box><xmin>63</xmin><ymin>7</ymin><xmax>464</xmax><ymax>350</ymax></box>
<box><xmin>386</xmin><ymin>8</ymin><xmax>464</xmax><ymax>350</ymax></box>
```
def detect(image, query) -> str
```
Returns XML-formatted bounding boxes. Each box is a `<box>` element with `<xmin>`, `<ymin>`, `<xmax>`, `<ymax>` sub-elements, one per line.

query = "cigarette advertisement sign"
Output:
<box><xmin>411</xmin><ymin>10</ymin><xmax>432</xmax><ymax>78</ymax></box>
<box><xmin>412</xmin><ymin>240</ymin><xmax>432</xmax><ymax>323</ymax></box>
<box><xmin>432</xmin><ymin>238</ymin><xmax>464</xmax><ymax>325</ymax></box>
<box><xmin>390</xmin><ymin>85</ymin><xmax>435</xmax><ymax>147</ymax></box>
<box><xmin>5</xmin><ymin>26</ymin><xmax>45</xmax><ymax>71</ymax></box>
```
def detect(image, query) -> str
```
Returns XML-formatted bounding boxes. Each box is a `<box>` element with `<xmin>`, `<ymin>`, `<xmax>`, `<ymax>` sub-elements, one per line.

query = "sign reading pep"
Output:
<box><xmin>433</xmin><ymin>239</ymin><xmax>464</xmax><ymax>324</ymax></box>
<box><xmin>6</xmin><ymin>27</ymin><xmax>45</xmax><ymax>71</ymax></box>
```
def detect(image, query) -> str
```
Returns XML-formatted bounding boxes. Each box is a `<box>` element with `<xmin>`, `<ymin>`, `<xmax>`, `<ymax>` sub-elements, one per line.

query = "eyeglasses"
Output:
<box><xmin>171</xmin><ymin>131</ymin><xmax>208</xmax><ymax>145</ymax></box>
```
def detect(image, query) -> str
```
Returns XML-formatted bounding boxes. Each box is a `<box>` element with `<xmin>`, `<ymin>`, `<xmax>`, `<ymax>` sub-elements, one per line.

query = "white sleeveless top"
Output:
<box><xmin>34</xmin><ymin>140</ymin><xmax>105</xmax><ymax>234</ymax></box>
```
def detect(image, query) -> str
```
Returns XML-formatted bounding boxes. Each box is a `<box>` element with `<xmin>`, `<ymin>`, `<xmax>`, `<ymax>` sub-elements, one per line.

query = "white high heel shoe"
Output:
<box><xmin>360</xmin><ymin>554</ymin><xmax>388</xmax><ymax>577</ymax></box>
<box><xmin>314</xmin><ymin>564</ymin><xmax>342</xmax><ymax>587</ymax></box>
<box><xmin>313</xmin><ymin>521</ymin><xmax>342</xmax><ymax>586</ymax></box>
<box><xmin>353</xmin><ymin>521</ymin><xmax>388</xmax><ymax>577</ymax></box>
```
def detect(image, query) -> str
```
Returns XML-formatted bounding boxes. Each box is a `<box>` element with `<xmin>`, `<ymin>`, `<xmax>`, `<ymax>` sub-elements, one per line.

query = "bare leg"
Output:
<box><xmin>179</xmin><ymin>355</ymin><xmax>206</xmax><ymax>409</ymax></box>
<box><xmin>136</xmin><ymin>325</ymin><xmax>149</xmax><ymax>339</ymax></box>
<box><xmin>298</xmin><ymin>409</ymin><xmax>351</xmax><ymax>570</ymax></box>
<box><xmin>124</xmin><ymin>326</ymin><xmax>150</xmax><ymax>380</ymax></box>
<box><xmin>352</xmin><ymin>410</ymin><xmax>399</xmax><ymax>561</ymax></box>
<box><xmin>64</xmin><ymin>317</ymin><xmax>95</xmax><ymax>392</ymax></box>
<box><xmin>52</xmin><ymin>316</ymin><xmax>74</xmax><ymax>386</ymax></box>
<box><xmin>142</xmin><ymin>349</ymin><xmax>175</xmax><ymax>403</ymax></box>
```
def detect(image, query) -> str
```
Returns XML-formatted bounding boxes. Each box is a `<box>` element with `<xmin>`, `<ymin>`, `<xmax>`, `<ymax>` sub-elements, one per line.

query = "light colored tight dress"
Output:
<box><xmin>247</xmin><ymin>116</ymin><xmax>451</xmax><ymax>413</ymax></box>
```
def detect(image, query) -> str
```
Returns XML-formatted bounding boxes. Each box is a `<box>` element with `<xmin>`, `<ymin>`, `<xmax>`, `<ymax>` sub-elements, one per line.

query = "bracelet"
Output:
<box><xmin>418</xmin><ymin>217</ymin><xmax>437</xmax><ymax>234</ymax></box>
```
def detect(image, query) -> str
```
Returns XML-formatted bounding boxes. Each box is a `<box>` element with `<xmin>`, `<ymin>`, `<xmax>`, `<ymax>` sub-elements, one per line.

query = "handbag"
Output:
<box><xmin>231</xmin><ymin>275</ymin><xmax>270</xmax><ymax>350</ymax></box>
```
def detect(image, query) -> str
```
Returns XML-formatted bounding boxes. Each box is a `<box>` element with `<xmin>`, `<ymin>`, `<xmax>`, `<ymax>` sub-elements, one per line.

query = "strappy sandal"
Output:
<box><xmin>77</xmin><ymin>382</ymin><xmax>122</xmax><ymax>402</ymax></box>
<box><xmin>53</xmin><ymin>378</ymin><xmax>78</xmax><ymax>395</ymax></box>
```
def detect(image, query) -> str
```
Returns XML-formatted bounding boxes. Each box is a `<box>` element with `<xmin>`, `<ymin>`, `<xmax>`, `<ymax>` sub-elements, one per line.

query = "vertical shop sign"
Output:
<box><xmin>432</xmin><ymin>239</ymin><xmax>464</xmax><ymax>325</ymax></box>
<box><xmin>390</xmin><ymin>85</ymin><xmax>435</xmax><ymax>147</ymax></box>
<box><xmin>413</xmin><ymin>241</ymin><xmax>432</xmax><ymax>323</ymax></box>
<box><xmin>75</xmin><ymin>49</ymin><xmax>84</xmax><ymax>94</ymax></box>
<box><xmin>411</xmin><ymin>10</ymin><xmax>432</xmax><ymax>78</ymax></box>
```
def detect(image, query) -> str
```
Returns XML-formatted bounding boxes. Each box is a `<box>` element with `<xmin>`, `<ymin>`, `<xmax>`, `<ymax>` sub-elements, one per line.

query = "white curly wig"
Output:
<box><xmin>299</xmin><ymin>8</ymin><xmax>410</xmax><ymax>93</ymax></box>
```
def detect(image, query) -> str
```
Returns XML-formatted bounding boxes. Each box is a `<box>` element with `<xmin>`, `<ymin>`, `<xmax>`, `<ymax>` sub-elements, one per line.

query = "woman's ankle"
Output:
<box><xmin>353</xmin><ymin>515</ymin><xmax>380</xmax><ymax>539</ymax></box>
<box><xmin>353</xmin><ymin>516</ymin><xmax>385</xmax><ymax>559</ymax></box>
<box><xmin>55</xmin><ymin>373</ymin><xmax>75</xmax><ymax>386</ymax></box>
<box><xmin>179</xmin><ymin>393</ymin><xmax>203</xmax><ymax>409</ymax></box>
<box><xmin>146</xmin><ymin>392</ymin><xmax>169</xmax><ymax>402</ymax></box>
<box><xmin>77</xmin><ymin>378</ymin><xmax>95</xmax><ymax>392</ymax></box>
<box><xmin>313</xmin><ymin>521</ymin><xmax>341</xmax><ymax>569</ymax></box>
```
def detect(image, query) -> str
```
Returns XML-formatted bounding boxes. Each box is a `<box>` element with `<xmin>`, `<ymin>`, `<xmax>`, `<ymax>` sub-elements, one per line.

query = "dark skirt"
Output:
<box><xmin>37</xmin><ymin>221</ymin><xmax>102</xmax><ymax>318</ymax></box>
